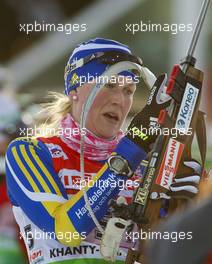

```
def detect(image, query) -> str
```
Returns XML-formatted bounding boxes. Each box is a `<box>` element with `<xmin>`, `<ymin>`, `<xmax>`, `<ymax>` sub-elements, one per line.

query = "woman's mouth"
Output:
<box><xmin>103</xmin><ymin>112</ymin><xmax>120</xmax><ymax>123</ymax></box>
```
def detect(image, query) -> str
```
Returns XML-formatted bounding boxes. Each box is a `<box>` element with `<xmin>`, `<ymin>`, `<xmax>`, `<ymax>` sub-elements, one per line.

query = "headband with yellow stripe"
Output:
<box><xmin>64</xmin><ymin>38</ymin><xmax>140</xmax><ymax>95</ymax></box>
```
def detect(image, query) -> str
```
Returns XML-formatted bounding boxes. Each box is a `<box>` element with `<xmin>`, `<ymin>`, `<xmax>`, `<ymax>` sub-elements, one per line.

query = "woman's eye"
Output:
<box><xmin>126</xmin><ymin>89</ymin><xmax>134</xmax><ymax>95</ymax></box>
<box><xmin>105</xmin><ymin>83</ymin><xmax>116</xmax><ymax>89</ymax></box>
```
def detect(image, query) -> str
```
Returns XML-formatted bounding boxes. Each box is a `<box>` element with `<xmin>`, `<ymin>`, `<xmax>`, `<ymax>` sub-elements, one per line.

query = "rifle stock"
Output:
<box><xmin>125</xmin><ymin>0</ymin><xmax>210</xmax><ymax>262</ymax></box>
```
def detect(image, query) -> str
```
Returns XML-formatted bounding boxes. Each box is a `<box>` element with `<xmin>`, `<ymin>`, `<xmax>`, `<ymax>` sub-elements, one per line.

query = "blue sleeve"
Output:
<box><xmin>6</xmin><ymin>136</ymin><xmax>146</xmax><ymax>246</ymax></box>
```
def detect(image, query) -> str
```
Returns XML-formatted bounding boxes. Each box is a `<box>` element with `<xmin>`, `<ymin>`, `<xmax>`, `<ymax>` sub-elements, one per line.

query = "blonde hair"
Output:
<box><xmin>35</xmin><ymin>92</ymin><xmax>72</xmax><ymax>137</ymax></box>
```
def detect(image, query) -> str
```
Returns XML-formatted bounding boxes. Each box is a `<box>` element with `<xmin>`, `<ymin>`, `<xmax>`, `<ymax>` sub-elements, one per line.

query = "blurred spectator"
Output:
<box><xmin>0</xmin><ymin>87</ymin><xmax>27</xmax><ymax>263</ymax></box>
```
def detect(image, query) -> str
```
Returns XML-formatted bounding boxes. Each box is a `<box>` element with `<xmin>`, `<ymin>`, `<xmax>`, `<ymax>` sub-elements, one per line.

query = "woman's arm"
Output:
<box><xmin>6</xmin><ymin>136</ymin><xmax>146</xmax><ymax>247</ymax></box>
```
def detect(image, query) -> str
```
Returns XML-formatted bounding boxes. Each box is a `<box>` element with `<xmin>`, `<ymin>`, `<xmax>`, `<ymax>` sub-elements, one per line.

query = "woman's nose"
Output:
<box><xmin>111</xmin><ymin>89</ymin><xmax>125</xmax><ymax>105</ymax></box>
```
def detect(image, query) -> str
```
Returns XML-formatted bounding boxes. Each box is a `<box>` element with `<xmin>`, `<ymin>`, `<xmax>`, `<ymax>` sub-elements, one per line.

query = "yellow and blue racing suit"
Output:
<box><xmin>5</xmin><ymin>135</ymin><xmax>146</xmax><ymax>264</ymax></box>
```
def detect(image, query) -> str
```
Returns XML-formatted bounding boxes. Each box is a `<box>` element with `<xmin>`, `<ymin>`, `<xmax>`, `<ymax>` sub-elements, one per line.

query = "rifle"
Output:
<box><xmin>110</xmin><ymin>0</ymin><xmax>210</xmax><ymax>263</ymax></box>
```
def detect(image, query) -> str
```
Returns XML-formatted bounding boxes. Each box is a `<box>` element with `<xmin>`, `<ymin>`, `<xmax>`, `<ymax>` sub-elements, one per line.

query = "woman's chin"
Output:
<box><xmin>86</xmin><ymin>120</ymin><xmax>120</xmax><ymax>139</ymax></box>
<box><xmin>95</xmin><ymin>128</ymin><xmax>118</xmax><ymax>140</ymax></box>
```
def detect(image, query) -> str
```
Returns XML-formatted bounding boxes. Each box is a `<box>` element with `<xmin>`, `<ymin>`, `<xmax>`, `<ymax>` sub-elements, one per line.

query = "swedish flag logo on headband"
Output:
<box><xmin>70</xmin><ymin>73</ymin><xmax>79</xmax><ymax>86</ymax></box>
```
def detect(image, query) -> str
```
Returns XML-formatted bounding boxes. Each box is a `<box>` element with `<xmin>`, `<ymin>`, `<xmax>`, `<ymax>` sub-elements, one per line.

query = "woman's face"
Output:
<box><xmin>70</xmin><ymin>77</ymin><xmax>136</xmax><ymax>139</ymax></box>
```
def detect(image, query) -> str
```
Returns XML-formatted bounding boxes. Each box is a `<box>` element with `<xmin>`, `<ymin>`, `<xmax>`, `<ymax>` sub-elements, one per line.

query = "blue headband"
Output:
<box><xmin>64</xmin><ymin>38</ymin><xmax>136</xmax><ymax>95</ymax></box>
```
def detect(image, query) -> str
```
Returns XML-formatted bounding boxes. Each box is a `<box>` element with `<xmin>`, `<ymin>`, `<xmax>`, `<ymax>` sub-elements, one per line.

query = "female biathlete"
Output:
<box><xmin>5</xmin><ymin>38</ymin><xmax>201</xmax><ymax>264</ymax></box>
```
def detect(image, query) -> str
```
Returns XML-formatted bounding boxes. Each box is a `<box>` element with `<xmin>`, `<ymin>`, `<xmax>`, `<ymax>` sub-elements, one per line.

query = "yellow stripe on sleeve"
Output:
<box><xmin>20</xmin><ymin>145</ymin><xmax>66</xmax><ymax>219</ymax></box>
<box><xmin>12</xmin><ymin>146</ymin><xmax>40</xmax><ymax>192</ymax></box>
<box><xmin>50</xmin><ymin>163</ymin><xmax>110</xmax><ymax>246</ymax></box>
<box><xmin>53</xmin><ymin>202</ymin><xmax>81</xmax><ymax>246</ymax></box>
<box><xmin>12</xmin><ymin>144</ymin><xmax>79</xmax><ymax>247</ymax></box>
<box><xmin>29</xmin><ymin>145</ymin><xmax>62</xmax><ymax>196</ymax></box>
<box><xmin>20</xmin><ymin>145</ymin><xmax>52</xmax><ymax>193</ymax></box>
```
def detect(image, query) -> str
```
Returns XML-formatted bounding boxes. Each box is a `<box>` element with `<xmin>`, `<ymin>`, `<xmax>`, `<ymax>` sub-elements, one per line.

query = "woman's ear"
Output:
<box><xmin>69</xmin><ymin>89</ymin><xmax>78</xmax><ymax>102</ymax></box>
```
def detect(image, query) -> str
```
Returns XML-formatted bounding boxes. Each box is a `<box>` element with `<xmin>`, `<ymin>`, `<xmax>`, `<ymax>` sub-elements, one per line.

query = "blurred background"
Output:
<box><xmin>0</xmin><ymin>0</ymin><xmax>211</xmax><ymax>161</ymax></box>
<box><xmin>0</xmin><ymin>1</ymin><xmax>211</xmax><ymax>262</ymax></box>
<box><xmin>0</xmin><ymin>0</ymin><xmax>211</xmax><ymax>159</ymax></box>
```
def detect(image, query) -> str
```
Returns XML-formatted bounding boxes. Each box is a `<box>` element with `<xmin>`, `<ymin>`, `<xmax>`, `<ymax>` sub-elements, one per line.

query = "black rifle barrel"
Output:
<box><xmin>186</xmin><ymin>0</ymin><xmax>210</xmax><ymax>59</ymax></box>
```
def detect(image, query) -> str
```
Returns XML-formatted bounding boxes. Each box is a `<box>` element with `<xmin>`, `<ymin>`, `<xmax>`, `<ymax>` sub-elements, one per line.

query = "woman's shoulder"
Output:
<box><xmin>6</xmin><ymin>136</ymin><xmax>52</xmax><ymax>159</ymax></box>
<box><xmin>8</xmin><ymin>136</ymin><xmax>45</xmax><ymax>149</ymax></box>
<box><xmin>6</xmin><ymin>136</ymin><xmax>71</xmax><ymax>164</ymax></box>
